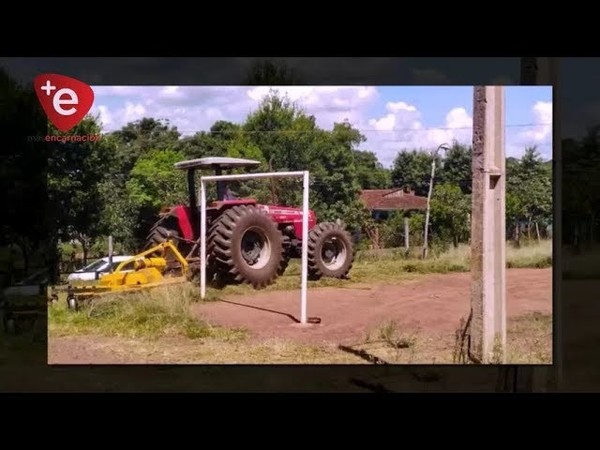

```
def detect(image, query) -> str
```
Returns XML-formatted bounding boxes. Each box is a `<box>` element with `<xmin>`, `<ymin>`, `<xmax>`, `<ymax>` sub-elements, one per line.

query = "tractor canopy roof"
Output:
<box><xmin>174</xmin><ymin>157</ymin><xmax>261</xmax><ymax>171</ymax></box>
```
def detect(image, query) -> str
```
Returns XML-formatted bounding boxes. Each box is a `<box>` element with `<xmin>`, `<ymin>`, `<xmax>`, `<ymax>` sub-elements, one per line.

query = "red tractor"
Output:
<box><xmin>145</xmin><ymin>157</ymin><xmax>354</xmax><ymax>288</ymax></box>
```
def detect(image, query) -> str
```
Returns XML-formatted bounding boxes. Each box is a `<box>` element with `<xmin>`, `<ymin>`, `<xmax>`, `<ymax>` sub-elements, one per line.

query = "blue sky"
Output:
<box><xmin>91</xmin><ymin>85</ymin><xmax>553</xmax><ymax>167</ymax></box>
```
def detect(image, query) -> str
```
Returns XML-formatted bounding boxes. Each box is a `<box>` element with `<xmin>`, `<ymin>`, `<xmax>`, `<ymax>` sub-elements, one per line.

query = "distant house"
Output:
<box><xmin>360</xmin><ymin>187</ymin><xmax>428</xmax><ymax>220</ymax></box>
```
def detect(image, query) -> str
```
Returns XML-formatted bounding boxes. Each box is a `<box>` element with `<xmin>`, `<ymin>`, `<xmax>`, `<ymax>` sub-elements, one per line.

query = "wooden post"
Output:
<box><xmin>469</xmin><ymin>86</ymin><xmax>507</xmax><ymax>363</ymax></box>
<box><xmin>404</xmin><ymin>216</ymin><xmax>410</xmax><ymax>251</ymax></box>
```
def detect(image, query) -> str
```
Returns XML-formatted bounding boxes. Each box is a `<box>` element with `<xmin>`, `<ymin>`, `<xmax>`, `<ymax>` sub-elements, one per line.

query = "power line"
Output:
<box><xmin>105</xmin><ymin>122</ymin><xmax>552</xmax><ymax>135</ymax></box>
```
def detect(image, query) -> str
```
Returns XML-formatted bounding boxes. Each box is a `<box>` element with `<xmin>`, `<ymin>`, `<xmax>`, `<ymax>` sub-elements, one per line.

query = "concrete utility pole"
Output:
<box><xmin>469</xmin><ymin>86</ymin><xmax>507</xmax><ymax>363</ymax></box>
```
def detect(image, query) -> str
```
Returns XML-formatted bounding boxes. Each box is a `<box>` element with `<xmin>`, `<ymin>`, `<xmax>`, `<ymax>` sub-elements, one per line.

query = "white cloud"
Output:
<box><xmin>365</xmin><ymin>103</ymin><xmax>473</xmax><ymax>167</ymax></box>
<box><xmin>90</xmin><ymin>85</ymin><xmax>379</xmax><ymax>136</ymax></box>
<box><xmin>91</xmin><ymin>85</ymin><xmax>473</xmax><ymax>168</ymax></box>
<box><xmin>246</xmin><ymin>86</ymin><xmax>378</xmax><ymax>127</ymax></box>
<box><xmin>123</xmin><ymin>102</ymin><xmax>146</xmax><ymax>122</ymax></box>
<box><xmin>89</xmin><ymin>85</ymin><xmax>552</xmax><ymax>167</ymax></box>
<box><xmin>387</xmin><ymin>101</ymin><xmax>417</xmax><ymax>113</ymax></box>
<box><xmin>96</xmin><ymin>105</ymin><xmax>113</xmax><ymax>127</ymax></box>
<box><xmin>519</xmin><ymin>101</ymin><xmax>552</xmax><ymax>142</ymax></box>
<box><xmin>160</xmin><ymin>86</ymin><xmax>179</xmax><ymax>96</ymax></box>
<box><xmin>92</xmin><ymin>86</ymin><xmax>249</xmax><ymax>134</ymax></box>
<box><xmin>507</xmin><ymin>100</ymin><xmax>553</xmax><ymax>158</ymax></box>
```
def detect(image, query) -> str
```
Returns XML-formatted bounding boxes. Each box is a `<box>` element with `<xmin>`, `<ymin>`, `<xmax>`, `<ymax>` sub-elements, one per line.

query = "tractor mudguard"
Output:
<box><xmin>172</xmin><ymin>205</ymin><xmax>194</xmax><ymax>240</ymax></box>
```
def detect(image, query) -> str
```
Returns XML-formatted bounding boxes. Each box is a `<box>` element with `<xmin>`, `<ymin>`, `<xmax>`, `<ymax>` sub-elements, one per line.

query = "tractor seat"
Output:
<box><xmin>223</xmin><ymin>188</ymin><xmax>238</xmax><ymax>200</ymax></box>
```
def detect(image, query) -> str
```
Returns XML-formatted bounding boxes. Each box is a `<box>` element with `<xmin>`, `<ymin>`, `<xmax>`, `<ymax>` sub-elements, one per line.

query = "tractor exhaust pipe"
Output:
<box><xmin>215</xmin><ymin>167</ymin><xmax>226</xmax><ymax>201</ymax></box>
<box><xmin>187</xmin><ymin>169</ymin><xmax>198</xmax><ymax>210</ymax></box>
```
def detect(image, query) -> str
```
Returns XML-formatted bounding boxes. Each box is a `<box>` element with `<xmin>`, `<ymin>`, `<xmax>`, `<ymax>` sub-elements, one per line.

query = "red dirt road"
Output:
<box><xmin>192</xmin><ymin>268</ymin><xmax>552</xmax><ymax>345</ymax></box>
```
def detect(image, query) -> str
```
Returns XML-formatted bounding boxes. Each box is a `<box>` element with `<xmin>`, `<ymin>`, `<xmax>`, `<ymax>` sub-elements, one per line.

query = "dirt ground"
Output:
<box><xmin>48</xmin><ymin>268</ymin><xmax>552</xmax><ymax>364</ymax></box>
<box><xmin>190</xmin><ymin>268</ymin><xmax>551</xmax><ymax>345</ymax></box>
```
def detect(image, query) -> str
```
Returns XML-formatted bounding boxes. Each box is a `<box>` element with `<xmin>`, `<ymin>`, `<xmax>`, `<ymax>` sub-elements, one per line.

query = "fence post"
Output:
<box><xmin>108</xmin><ymin>236</ymin><xmax>114</xmax><ymax>273</ymax></box>
<box><xmin>404</xmin><ymin>216</ymin><xmax>410</xmax><ymax>251</ymax></box>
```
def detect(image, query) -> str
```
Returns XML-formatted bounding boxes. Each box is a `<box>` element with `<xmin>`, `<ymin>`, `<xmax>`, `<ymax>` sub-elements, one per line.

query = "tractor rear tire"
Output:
<box><xmin>208</xmin><ymin>205</ymin><xmax>286</xmax><ymax>289</ymax></box>
<box><xmin>278</xmin><ymin>235</ymin><xmax>292</xmax><ymax>276</ymax></box>
<box><xmin>145</xmin><ymin>224</ymin><xmax>182</xmax><ymax>267</ymax></box>
<box><xmin>147</xmin><ymin>225</ymin><xmax>180</xmax><ymax>248</ymax></box>
<box><xmin>145</xmin><ymin>216</ymin><xmax>190</xmax><ymax>277</ymax></box>
<box><xmin>307</xmin><ymin>222</ymin><xmax>354</xmax><ymax>280</ymax></box>
<box><xmin>146</xmin><ymin>212</ymin><xmax>181</xmax><ymax>249</ymax></box>
<box><xmin>146</xmin><ymin>211</ymin><xmax>191</xmax><ymax>252</ymax></box>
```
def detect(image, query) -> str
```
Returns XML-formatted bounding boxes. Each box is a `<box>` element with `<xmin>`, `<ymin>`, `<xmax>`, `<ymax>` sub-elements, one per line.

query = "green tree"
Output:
<box><xmin>506</xmin><ymin>146</ymin><xmax>552</xmax><ymax>241</ymax></box>
<box><xmin>439</xmin><ymin>142</ymin><xmax>472</xmax><ymax>194</ymax></box>
<box><xmin>353</xmin><ymin>149</ymin><xmax>391</xmax><ymax>189</ymax></box>
<box><xmin>111</xmin><ymin>117</ymin><xmax>181</xmax><ymax>173</ymax></box>
<box><xmin>125</xmin><ymin>149</ymin><xmax>189</xmax><ymax>247</ymax></box>
<box><xmin>176</xmin><ymin>132</ymin><xmax>220</xmax><ymax>159</ymax></box>
<box><xmin>243</xmin><ymin>91</ymin><xmax>310</xmax><ymax>170</ymax></box>
<box><xmin>430</xmin><ymin>183</ymin><xmax>471</xmax><ymax>248</ymax></box>
<box><xmin>242</xmin><ymin>92</ymin><xmax>362</xmax><ymax>226</ymax></box>
<box><xmin>308</xmin><ymin>128</ymin><xmax>361</xmax><ymax>223</ymax></box>
<box><xmin>98</xmin><ymin>178</ymin><xmax>138</xmax><ymax>251</ymax></box>
<box><xmin>48</xmin><ymin>116</ymin><xmax>116</xmax><ymax>264</ymax></box>
<box><xmin>381</xmin><ymin>211</ymin><xmax>409</xmax><ymax>248</ymax></box>
<box><xmin>127</xmin><ymin>149</ymin><xmax>188</xmax><ymax>211</ymax></box>
<box><xmin>1</xmin><ymin>69</ymin><xmax>50</xmax><ymax>277</ymax></box>
<box><xmin>176</xmin><ymin>121</ymin><xmax>241</xmax><ymax>159</ymax></box>
<box><xmin>100</xmin><ymin>118</ymin><xmax>184</xmax><ymax>250</ymax></box>
<box><xmin>220</xmin><ymin>132</ymin><xmax>270</xmax><ymax>202</ymax></box>
<box><xmin>391</xmin><ymin>150</ymin><xmax>439</xmax><ymax>196</ymax></box>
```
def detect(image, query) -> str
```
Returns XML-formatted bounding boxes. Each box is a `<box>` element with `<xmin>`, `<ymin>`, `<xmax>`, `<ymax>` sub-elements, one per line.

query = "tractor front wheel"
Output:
<box><xmin>208</xmin><ymin>205</ymin><xmax>286</xmax><ymax>289</ymax></box>
<box><xmin>307</xmin><ymin>222</ymin><xmax>354</xmax><ymax>280</ymax></box>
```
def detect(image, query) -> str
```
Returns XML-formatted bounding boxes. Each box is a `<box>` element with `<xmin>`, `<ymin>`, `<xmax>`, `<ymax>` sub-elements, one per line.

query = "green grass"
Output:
<box><xmin>356</xmin><ymin>240</ymin><xmax>552</xmax><ymax>267</ymax></box>
<box><xmin>506</xmin><ymin>240</ymin><xmax>553</xmax><ymax>269</ymax></box>
<box><xmin>342</xmin><ymin>312</ymin><xmax>552</xmax><ymax>365</ymax></box>
<box><xmin>47</xmin><ymin>282</ymin><xmax>551</xmax><ymax>365</ymax></box>
<box><xmin>49</xmin><ymin>311</ymin><xmax>553</xmax><ymax>364</ymax></box>
<box><xmin>504</xmin><ymin>311</ymin><xmax>553</xmax><ymax>364</ymax></box>
<box><xmin>48</xmin><ymin>240</ymin><xmax>552</xmax><ymax>344</ymax></box>
<box><xmin>208</xmin><ymin>240</ymin><xmax>552</xmax><ymax>298</ymax></box>
<box><xmin>48</xmin><ymin>283</ymin><xmax>246</xmax><ymax>341</ymax></box>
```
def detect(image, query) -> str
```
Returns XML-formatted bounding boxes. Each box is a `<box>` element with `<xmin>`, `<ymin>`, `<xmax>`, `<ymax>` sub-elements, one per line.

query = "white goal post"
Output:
<box><xmin>199</xmin><ymin>170</ymin><xmax>310</xmax><ymax>324</ymax></box>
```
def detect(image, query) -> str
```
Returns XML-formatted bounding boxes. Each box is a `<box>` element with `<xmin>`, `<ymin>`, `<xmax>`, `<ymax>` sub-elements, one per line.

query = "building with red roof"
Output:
<box><xmin>360</xmin><ymin>187</ymin><xmax>427</xmax><ymax>220</ymax></box>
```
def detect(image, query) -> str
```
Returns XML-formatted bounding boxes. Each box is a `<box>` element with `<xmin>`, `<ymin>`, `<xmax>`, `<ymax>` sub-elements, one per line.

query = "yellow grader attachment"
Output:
<box><xmin>57</xmin><ymin>240</ymin><xmax>190</xmax><ymax>311</ymax></box>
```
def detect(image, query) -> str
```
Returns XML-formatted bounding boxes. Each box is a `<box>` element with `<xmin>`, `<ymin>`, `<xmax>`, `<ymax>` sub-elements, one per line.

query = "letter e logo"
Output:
<box><xmin>34</xmin><ymin>74</ymin><xmax>94</xmax><ymax>132</ymax></box>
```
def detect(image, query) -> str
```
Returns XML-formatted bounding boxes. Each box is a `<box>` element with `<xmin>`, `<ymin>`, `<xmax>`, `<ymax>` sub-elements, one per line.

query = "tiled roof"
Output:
<box><xmin>360</xmin><ymin>188</ymin><xmax>427</xmax><ymax>211</ymax></box>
